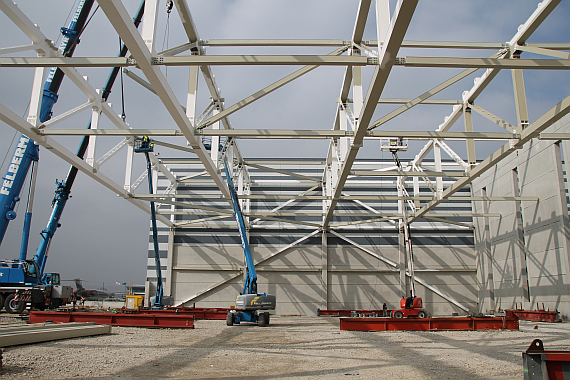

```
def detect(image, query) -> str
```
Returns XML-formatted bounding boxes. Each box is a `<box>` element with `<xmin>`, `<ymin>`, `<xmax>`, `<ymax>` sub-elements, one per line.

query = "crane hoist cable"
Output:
<box><xmin>65</xmin><ymin>5</ymin><xmax>100</xmax><ymax>54</ymax></box>
<box><xmin>162</xmin><ymin>0</ymin><xmax>173</xmax><ymax>78</ymax></box>
<box><xmin>119</xmin><ymin>36</ymin><xmax>126</xmax><ymax>122</ymax></box>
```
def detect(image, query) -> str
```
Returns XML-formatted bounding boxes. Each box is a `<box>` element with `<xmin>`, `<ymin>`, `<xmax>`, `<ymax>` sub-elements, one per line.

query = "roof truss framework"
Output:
<box><xmin>0</xmin><ymin>0</ymin><xmax>569</xmax><ymax>306</ymax></box>
<box><xmin>0</xmin><ymin>0</ymin><xmax>567</xmax><ymax>224</ymax></box>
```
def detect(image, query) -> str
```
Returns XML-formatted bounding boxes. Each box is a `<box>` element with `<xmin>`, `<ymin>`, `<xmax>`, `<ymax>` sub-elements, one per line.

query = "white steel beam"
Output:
<box><xmin>368</xmin><ymin>66</ymin><xmax>481</xmax><ymax>130</ymax></box>
<box><xmin>26</xmin><ymin>63</ymin><xmax>48</xmax><ymax>128</ymax></box>
<box><xmin>6</xmin><ymin>55</ymin><xmax>567</xmax><ymax>69</ymax></box>
<box><xmin>469</xmin><ymin>103</ymin><xmax>516</xmax><ymax>133</ymax></box>
<box><xmin>0</xmin><ymin>102</ymin><xmax>173</xmax><ymax>227</ymax></box>
<box><xmin>343</xmin><ymin>0</ymin><xmax>372</xmax><ymax>109</ymax></box>
<box><xmin>377</xmin><ymin>98</ymin><xmax>462</xmax><ymax>105</ymax></box>
<box><xmin>40</xmin><ymin>101</ymin><xmax>94</xmax><ymax>129</ymax></box>
<box><xmin>193</xmin><ymin>39</ymin><xmax>569</xmax><ymax>50</ymax></box>
<box><xmin>172</xmin><ymin>0</ymin><xmax>244</xmax><ymax>176</ymax></box>
<box><xmin>244</xmin><ymin>162</ymin><xmax>321</xmax><ymax>182</ymax></box>
<box><xmin>350</xmin><ymin>170</ymin><xmax>468</xmax><ymax>177</ymax></box>
<box><xmin>323</xmin><ymin>0</ymin><xmax>418</xmax><ymax>228</ymax></box>
<box><xmin>97</xmin><ymin>0</ymin><xmax>231</xmax><ymax>203</ymax></box>
<box><xmin>412</xmin><ymin>0</ymin><xmax>561</xmax><ymax>167</ymax></box>
<box><xmin>411</xmin><ymin>93</ymin><xmax>570</xmax><ymax>222</ymax></box>
<box><xmin>251</xmin><ymin>184</ymin><xmax>320</xmax><ymax>226</ymax></box>
<box><xmin>97</xmin><ymin>138</ymin><xmax>129</xmax><ymax>167</ymax></box>
<box><xmin>463</xmin><ymin>106</ymin><xmax>476</xmax><ymax>166</ymax></box>
<box><xmin>197</xmin><ymin>47</ymin><xmax>347</xmax><ymax>129</ymax></box>
<box><xmin>135</xmin><ymin>193</ymin><xmax>536</xmax><ymax>202</ymax></box>
<box><xmin>434</xmin><ymin>139</ymin><xmax>469</xmax><ymax>171</ymax></box>
<box><xmin>330</xmin><ymin>229</ymin><xmax>471</xmax><ymax>311</ymax></box>
<box><xmin>515</xmin><ymin>44</ymin><xmax>570</xmax><ymax>59</ymax></box>
<box><xmin>141</xmin><ymin>0</ymin><xmax>159</xmax><ymax>53</ymax></box>
<box><xmin>174</xmin><ymin>229</ymin><xmax>320</xmax><ymax>306</ymax></box>
<box><xmin>33</xmin><ymin>128</ymin><xmax>520</xmax><ymax>140</ymax></box>
<box><xmin>396</xmin><ymin>56</ymin><xmax>569</xmax><ymax>70</ymax></box>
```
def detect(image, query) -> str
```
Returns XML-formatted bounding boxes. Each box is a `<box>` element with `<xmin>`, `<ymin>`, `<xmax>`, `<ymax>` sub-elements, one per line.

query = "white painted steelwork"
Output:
<box><xmin>0</xmin><ymin>0</ymin><xmax>567</xmax><ymax>315</ymax></box>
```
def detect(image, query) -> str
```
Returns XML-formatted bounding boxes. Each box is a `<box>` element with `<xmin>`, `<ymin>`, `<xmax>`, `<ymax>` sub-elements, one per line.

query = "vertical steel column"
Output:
<box><xmin>237</xmin><ymin>166</ymin><xmax>248</xmax><ymax>226</ymax></box>
<box><xmin>376</xmin><ymin>0</ymin><xmax>390</xmax><ymax>47</ymax></box>
<box><xmin>227</xmin><ymin>144</ymin><xmax>234</xmax><ymax>174</ymax></box>
<box><xmin>186</xmin><ymin>64</ymin><xmax>199</xmax><ymax>127</ymax></box>
<box><xmin>434</xmin><ymin>141</ymin><xmax>443</xmax><ymax>198</ymax></box>
<box><xmin>551</xmin><ymin>143</ymin><xmax>570</xmax><ymax>301</ymax></box>
<box><xmin>210</xmin><ymin>106</ymin><xmax>220</xmax><ymax>165</ymax></box>
<box><xmin>512</xmin><ymin>55</ymin><xmax>529</xmax><ymax>130</ymax></box>
<box><xmin>26</xmin><ymin>62</ymin><xmax>48</xmax><ymax>128</ymax></box>
<box><xmin>19</xmin><ymin>57</ymin><xmax>48</xmax><ymax>260</ymax></box>
<box><xmin>124</xmin><ymin>138</ymin><xmax>134</xmax><ymax>191</ymax></box>
<box><xmin>413</xmin><ymin>176</ymin><xmax>420</xmax><ymax>210</ymax></box>
<box><xmin>142</xmin><ymin>0</ymin><xmax>160</xmax><ymax>54</ymax></box>
<box><xmin>464</xmin><ymin>106</ymin><xmax>476</xmax><ymax>166</ymax></box>
<box><xmin>352</xmin><ymin>48</ymin><xmax>363</xmax><ymax>120</ymax></box>
<box><xmin>86</xmin><ymin>93</ymin><xmax>101</xmax><ymax>169</ymax></box>
<box><xmin>512</xmin><ymin>168</ymin><xmax>531</xmax><ymax>302</ymax></box>
<box><xmin>321</xmin><ymin>230</ymin><xmax>328</xmax><ymax>310</ymax></box>
<box><xmin>339</xmin><ymin>104</ymin><xmax>349</xmax><ymax>162</ymax></box>
<box><xmin>480</xmin><ymin>187</ymin><xmax>495</xmax><ymax>313</ymax></box>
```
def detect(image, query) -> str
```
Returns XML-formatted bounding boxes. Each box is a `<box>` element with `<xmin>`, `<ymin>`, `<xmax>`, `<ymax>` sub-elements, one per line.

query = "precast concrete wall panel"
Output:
<box><xmin>472</xmin><ymin>115</ymin><xmax>570</xmax><ymax>317</ymax></box>
<box><xmin>173</xmin><ymin>245</ymin><xmax>245</xmax><ymax>268</ymax></box>
<box><xmin>148</xmin><ymin>158</ymin><xmax>478</xmax><ymax>316</ymax></box>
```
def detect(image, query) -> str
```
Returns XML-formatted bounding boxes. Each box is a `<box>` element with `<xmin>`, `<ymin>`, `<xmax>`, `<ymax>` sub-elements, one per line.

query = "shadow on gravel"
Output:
<box><xmin>346</xmin><ymin>329</ymin><xmax>520</xmax><ymax>380</ymax></box>
<box><xmin>87</xmin><ymin>324</ymin><xmax>248</xmax><ymax>380</ymax></box>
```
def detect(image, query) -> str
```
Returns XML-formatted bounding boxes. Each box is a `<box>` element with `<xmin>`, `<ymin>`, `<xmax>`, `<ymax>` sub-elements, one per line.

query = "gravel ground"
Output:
<box><xmin>0</xmin><ymin>315</ymin><xmax>568</xmax><ymax>379</ymax></box>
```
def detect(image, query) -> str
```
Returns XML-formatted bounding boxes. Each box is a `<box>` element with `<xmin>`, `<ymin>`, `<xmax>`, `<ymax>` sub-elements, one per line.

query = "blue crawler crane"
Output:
<box><xmin>223</xmin><ymin>157</ymin><xmax>276</xmax><ymax>327</ymax></box>
<box><xmin>0</xmin><ymin>0</ymin><xmax>146</xmax><ymax>313</ymax></box>
<box><xmin>0</xmin><ymin>0</ymin><xmax>97</xmax><ymax>313</ymax></box>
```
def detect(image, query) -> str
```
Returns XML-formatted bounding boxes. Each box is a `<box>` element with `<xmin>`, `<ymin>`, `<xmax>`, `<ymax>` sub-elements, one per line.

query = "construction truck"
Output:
<box><xmin>223</xmin><ymin>156</ymin><xmax>276</xmax><ymax>327</ymax></box>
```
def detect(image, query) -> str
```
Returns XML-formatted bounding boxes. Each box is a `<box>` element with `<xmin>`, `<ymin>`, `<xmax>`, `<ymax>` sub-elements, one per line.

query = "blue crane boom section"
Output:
<box><xmin>223</xmin><ymin>157</ymin><xmax>257</xmax><ymax>295</ymax></box>
<box><xmin>0</xmin><ymin>0</ymin><xmax>145</xmax><ymax>286</ymax></box>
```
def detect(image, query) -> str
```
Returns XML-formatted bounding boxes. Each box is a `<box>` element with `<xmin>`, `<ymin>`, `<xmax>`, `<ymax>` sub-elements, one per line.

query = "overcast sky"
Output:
<box><xmin>0</xmin><ymin>0</ymin><xmax>568</xmax><ymax>293</ymax></box>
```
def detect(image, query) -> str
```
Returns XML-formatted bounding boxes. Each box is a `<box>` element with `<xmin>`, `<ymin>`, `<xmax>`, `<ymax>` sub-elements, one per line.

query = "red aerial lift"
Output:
<box><xmin>392</xmin><ymin>291</ymin><xmax>428</xmax><ymax>319</ymax></box>
<box><xmin>382</xmin><ymin>138</ymin><xmax>429</xmax><ymax>319</ymax></box>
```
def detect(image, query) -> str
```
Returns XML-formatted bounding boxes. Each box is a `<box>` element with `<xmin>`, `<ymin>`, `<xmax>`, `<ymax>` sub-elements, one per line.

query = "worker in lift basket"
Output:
<box><xmin>142</xmin><ymin>135</ymin><xmax>154</xmax><ymax>150</ymax></box>
<box><xmin>382</xmin><ymin>302</ymin><xmax>388</xmax><ymax>317</ymax></box>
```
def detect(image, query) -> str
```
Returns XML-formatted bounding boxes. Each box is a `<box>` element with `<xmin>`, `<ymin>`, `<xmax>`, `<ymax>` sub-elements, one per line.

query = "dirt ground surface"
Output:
<box><xmin>1</xmin><ymin>315</ymin><xmax>569</xmax><ymax>379</ymax></box>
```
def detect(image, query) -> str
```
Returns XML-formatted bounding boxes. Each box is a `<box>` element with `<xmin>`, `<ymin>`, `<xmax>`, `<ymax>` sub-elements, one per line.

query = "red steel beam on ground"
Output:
<box><xmin>29</xmin><ymin>311</ymin><xmax>195</xmax><ymax>328</ymax></box>
<box><xmin>317</xmin><ymin>309</ymin><xmax>391</xmax><ymax>317</ymax></box>
<box><xmin>523</xmin><ymin>339</ymin><xmax>570</xmax><ymax>380</ymax></box>
<box><xmin>507</xmin><ymin>309</ymin><xmax>559</xmax><ymax>323</ymax></box>
<box><xmin>340</xmin><ymin>314</ymin><xmax>518</xmax><ymax>331</ymax></box>
<box><xmin>131</xmin><ymin>307</ymin><xmax>230</xmax><ymax>320</ymax></box>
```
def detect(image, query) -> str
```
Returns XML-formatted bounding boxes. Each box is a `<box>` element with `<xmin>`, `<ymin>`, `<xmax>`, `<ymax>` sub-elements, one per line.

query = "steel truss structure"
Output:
<box><xmin>0</xmin><ymin>0</ymin><xmax>569</xmax><ymax>312</ymax></box>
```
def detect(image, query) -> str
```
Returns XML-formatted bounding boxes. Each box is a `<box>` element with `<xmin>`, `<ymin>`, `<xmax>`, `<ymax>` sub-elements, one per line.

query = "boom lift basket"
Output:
<box><xmin>380</xmin><ymin>138</ymin><xmax>408</xmax><ymax>152</ymax></box>
<box><xmin>133</xmin><ymin>137</ymin><xmax>154</xmax><ymax>153</ymax></box>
